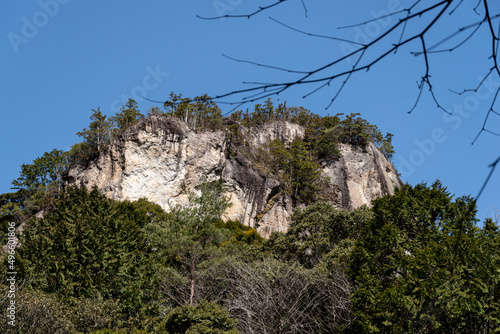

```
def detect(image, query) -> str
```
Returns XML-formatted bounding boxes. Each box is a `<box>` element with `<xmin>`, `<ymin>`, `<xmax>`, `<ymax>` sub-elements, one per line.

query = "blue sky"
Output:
<box><xmin>2</xmin><ymin>1</ymin><xmax>499</xmax><ymax>222</ymax></box>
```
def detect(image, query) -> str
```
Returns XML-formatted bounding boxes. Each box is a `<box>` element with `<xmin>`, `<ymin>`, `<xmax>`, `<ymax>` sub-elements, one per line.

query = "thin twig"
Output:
<box><xmin>450</xmin><ymin>67</ymin><xmax>495</xmax><ymax>95</ymax></box>
<box><xmin>197</xmin><ymin>0</ymin><xmax>289</xmax><ymax>20</ymax></box>
<box><xmin>337</xmin><ymin>9</ymin><xmax>407</xmax><ymax>30</ymax></box>
<box><xmin>222</xmin><ymin>54</ymin><xmax>310</xmax><ymax>74</ymax></box>
<box><xmin>477</xmin><ymin>155</ymin><xmax>500</xmax><ymax>199</ymax></box>
<box><xmin>270</xmin><ymin>17</ymin><xmax>364</xmax><ymax>45</ymax></box>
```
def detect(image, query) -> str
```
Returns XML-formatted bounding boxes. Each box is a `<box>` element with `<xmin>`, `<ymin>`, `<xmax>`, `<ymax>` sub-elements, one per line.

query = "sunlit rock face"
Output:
<box><xmin>65</xmin><ymin>115</ymin><xmax>402</xmax><ymax>238</ymax></box>
<box><xmin>322</xmin><ymin>142</ymin><xmax>401</xmax><ymax>210</ymax></box>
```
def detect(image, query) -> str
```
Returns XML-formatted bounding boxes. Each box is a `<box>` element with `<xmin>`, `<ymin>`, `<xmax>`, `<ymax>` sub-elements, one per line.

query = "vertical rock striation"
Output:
<box><xmin>65</xmin><ymin>115</ymin><xmax>402</xmax><ymax>238</ymax></box>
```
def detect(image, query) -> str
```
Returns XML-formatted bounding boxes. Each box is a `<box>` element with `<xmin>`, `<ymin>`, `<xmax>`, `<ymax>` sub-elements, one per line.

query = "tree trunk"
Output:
<box><xmin>189</xmin><ymin>273</ymin><xmax>195</xmax><ymax>306</ymax></box>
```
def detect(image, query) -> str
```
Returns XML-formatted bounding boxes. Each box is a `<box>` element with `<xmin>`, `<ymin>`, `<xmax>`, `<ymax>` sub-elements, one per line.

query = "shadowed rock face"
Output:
<box><xmin>64</xmin><ymin>115</ymin><xmax>402</xmax><ymax>238</ymax></box>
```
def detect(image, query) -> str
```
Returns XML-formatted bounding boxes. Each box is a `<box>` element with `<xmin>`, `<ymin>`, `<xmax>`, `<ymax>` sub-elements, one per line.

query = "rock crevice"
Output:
<box><xmin>65</xmin><ymin>115</ymin><xmax>402</xmax><ymax>238</ymax></box>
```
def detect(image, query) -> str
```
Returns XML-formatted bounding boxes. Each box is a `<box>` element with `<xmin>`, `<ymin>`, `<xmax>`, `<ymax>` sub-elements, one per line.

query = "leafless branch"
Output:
<box><xmin>474</xmin><ymin>0</ymin><xmax>483</xmax><ymax>15</ymax></box>
<box><xmin>477</xmin><ymin>155</ymin><xmax>500</xmax><ymax>199</ymax></box>
<box><xmin>325</xmin><ymin>49</ymin><xmax>367</xmax><ymax>110</ymax></box>
<box><xmin>300</xmin><ymin>0</ymin><xmax>307</xmax><ymax>18</ymax></box>
<box><xmin>449</xmin><ymin>67</ymin><xmax>495</xmax><ymax>95</ymax></box>
<box><xmin>337</xmin><ymin>9</ymin><xmax>407</xmax><ymax>30</ymax></box>
<box><xmin>484</xmin><ymin>0</ymin><xmax>500</xmax><ymax>77</ymax></box>
<box><xmin>160</xmin><ymin>1</ymin><xmax>500</xmax><ymax>193</ymax></box>
<box><xmin>197</xmin><ymin>0</ymin><xmax>290</xmax><ymax>20</ymax></box>
<box><xmin>222</xmin><ymin>53</ymin><xmax>310</xmax><ymax>74</ymax></box>
<box><xmin>210</xmin><ymin>1</ymin><xmax>452</xmax><ymax>111</ymax></box>
<box><xmin>449</xmin><ymin>0</ymin><xmax>465</xmax><ymax>16</ymax></box>
<box><xmin>269</xmin><ymin>17</ymin><xmax>363</xmax><ymax>45</ymax></box>
<box><xmin>473</xmin><ymin>85</ymin><xmax>500</xmax><ymax>144</ymax></box>
<box><xmin>413</xmin><ymin>17</ymin><xmax>488</xmax><ymax>54</ymax></box>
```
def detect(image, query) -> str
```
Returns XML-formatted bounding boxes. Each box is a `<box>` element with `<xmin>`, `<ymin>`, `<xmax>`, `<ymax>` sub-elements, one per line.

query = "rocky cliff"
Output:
<box><xmin>64</xmin><ymin>115</ymin><xmax>402</xmax><ymax>237</ymax></box>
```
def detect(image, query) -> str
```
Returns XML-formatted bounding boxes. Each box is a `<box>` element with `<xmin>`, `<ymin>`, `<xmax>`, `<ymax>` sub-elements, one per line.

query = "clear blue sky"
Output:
<box><xmin>2</xmin><ymin>1</ymin><xmax>499</xmax><ymax>222</ymax></box>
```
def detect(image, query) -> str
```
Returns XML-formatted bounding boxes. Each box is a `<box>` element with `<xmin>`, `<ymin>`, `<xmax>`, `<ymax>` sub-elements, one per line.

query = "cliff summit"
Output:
<box><xmin>65</xmin><ymin>113</ymin><xmax>402</xmax><ymax>237</ymax></box>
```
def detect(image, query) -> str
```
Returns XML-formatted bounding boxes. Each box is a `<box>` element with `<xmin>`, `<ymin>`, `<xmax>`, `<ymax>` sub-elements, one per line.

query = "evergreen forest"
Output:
<box><xmin>0</xmin><ymin>95</ymin><xmax>499</xmax><ymax>333</ymax></box>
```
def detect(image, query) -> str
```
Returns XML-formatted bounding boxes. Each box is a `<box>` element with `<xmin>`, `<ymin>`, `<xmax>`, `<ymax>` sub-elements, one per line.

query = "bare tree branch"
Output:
<box><xmin>483</xmin><ymin>0</ymin><xmax>500</xmax><ymax>77</ymax></box>
<box><xmin>477</xmin><ymin>155</ymin><xmax>500</xmax><ymax>199</ymax></box>
<box><xmin>197</xmin><ymin>0</ymin><xmax>290</xmax><ymax>20</ymax></box>
<box><xmin>337</xmin><ymin>9</ymin><xmax>407</xmax><ymax>30</ymax></box>
<box><xmin>412</xmin><ymin>16</ymin><xmax>489</xmax><ymax>54</ymax></box>
<box><xmin>222</xmin><ymin>54</ymin><xmax>310</xmax><ymax>74</ymax></box>
<box><xmin>449</xmin><ymin>0</ymin><xmax>465</xmax><ymax>16</ymax></box>
<box><xmin>449</xmin><ymin>67</ymin><xmax>496</xmax><ymax>95</ymax></box>
<box><xmin>269</xmin><ymin>17</ymin><xmax>364</xmax><ymax>45</ymax></box>
<box><xmin>210</xmin><ymin>1</ymin><xmax>451</xmax><ymax>111</ymax></box>
<box><xmin>300</xmin><ymin>0</ymin><xmax>307</xmax><ymax>18</ymax></box>
<box><xmin>473</xmin><ymin>85</ymin><xmax>500</xmax><ymax>144</ymax></box>
<box><xmin>148</xmin><ymin>1</ymin><xmax>500</xmax><ymax>196</ymax></box>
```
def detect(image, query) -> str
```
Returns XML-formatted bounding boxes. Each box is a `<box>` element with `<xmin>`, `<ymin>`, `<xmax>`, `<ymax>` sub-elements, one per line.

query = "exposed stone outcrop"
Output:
<box><xmin>64</xmin><ymin>115</ymin><xmax>402</xmax><ymax>238</ymax></box>
<box><xmin>322</xmin><ymin>143</ymin><xmax>401</xmax><ymax>210</ymax></box>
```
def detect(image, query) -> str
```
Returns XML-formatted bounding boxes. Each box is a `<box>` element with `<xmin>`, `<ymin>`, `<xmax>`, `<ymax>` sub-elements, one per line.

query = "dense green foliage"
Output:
<box><xmin>265</xmin><ymin>202</ymin><xmax>372</xmax><ymax>269</ymax></box>
<box><xmin>349</xmin><ymin>182</ymin><xmax>500</xmax><ymax>333</ymax></box>
<box><xmin>3</xmin><ymin>94</ymin><xmax>499</xmax><ymax>333</ymax></box>
<box><xmin>164</xmin><ymin>300</ymin><xmax>238</xmax><ymax>334</ymax></box>
<box><xmin>264</xmin><ymin>183</ymin><xmax>500</xmax><ymax>333</ymax></box>
<box><xmin>11</xmin><ymin>149</ymin><xmax>69</xmax><ymax>213</ymax></box>
<box><xmin>254</xmin><ymin>138</ymin><xmax>323</xmax><ymax>205</ymax></box>
<box><xmin>0</xmin><ymin>191</ymin><xmax>24</xmax><ymax>244</ymax></box>
<box><xmin>2</xmin><ymin>173</ymin><xmax>499</xmax><ymax>333</ymax></box>
<box><xmin>17</xmin><ymin>186</ymin><xmax>158</xmax><ymax>320</ymax></box>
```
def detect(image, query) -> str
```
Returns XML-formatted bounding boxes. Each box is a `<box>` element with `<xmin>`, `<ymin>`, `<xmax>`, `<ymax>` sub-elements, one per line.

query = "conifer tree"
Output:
<box><xmin>18</xmin><ymin>186</ymin><xmax>156</xmax><ymax>318</ymax></box>
<box><xmin>76</xmin><ymin>107</ymin><xmax>112</xmax><ymax>152</ymax></box>
<box><xmin>349</xmin><ymin>182</ymin><xmax>500</xmax><ymax>333</ymax></box>
<box><xmin>144</xmin><ymin>180</ymin><xmax>232</xmax><ymax>306</ymax></box>
<box><xmin>10</xmin><ymin>149</ymin><xmax>69</xmax><ymax>214</ymax></box>
<box><xmin>111</xmin><ymin>98</ymin><xmax>143</xmax><ymax>132</ymax></box>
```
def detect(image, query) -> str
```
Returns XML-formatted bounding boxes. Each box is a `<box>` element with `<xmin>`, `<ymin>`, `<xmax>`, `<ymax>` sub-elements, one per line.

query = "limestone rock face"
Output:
<box><xmin>65</xmin><ymin>115</ymin><xmax>402</xmax><ymax>238</ymax></box>
<box><xmin>322</xmin><ymin>143</ymin><xmax>401</xmax><ymax>210</ymax></box>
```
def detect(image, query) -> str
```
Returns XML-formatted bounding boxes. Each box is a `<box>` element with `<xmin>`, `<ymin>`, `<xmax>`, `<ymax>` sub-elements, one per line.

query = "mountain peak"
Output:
<box><xmin>65</xmin><ymin>114</ymin><xmax>401</xmax><ymax>237</ymax></box>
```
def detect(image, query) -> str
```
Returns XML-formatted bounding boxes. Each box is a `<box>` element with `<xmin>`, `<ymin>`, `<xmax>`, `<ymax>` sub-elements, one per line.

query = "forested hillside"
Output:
<box><xmin>1</xmin><ymin>96</ymin><xmax>499</xmax><ymax>333</ymax></box>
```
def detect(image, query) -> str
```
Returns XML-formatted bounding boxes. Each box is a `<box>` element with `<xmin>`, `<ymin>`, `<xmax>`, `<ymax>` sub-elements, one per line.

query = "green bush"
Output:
<box><xmin>215</xmin><ymin>219</ymin><xmax>263</xmax><ymax>245</ymax></box>
<box><xmin>164</xmin><ymin>300</ymin><xmax>238</xmax><ymax>334</ymax></box>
